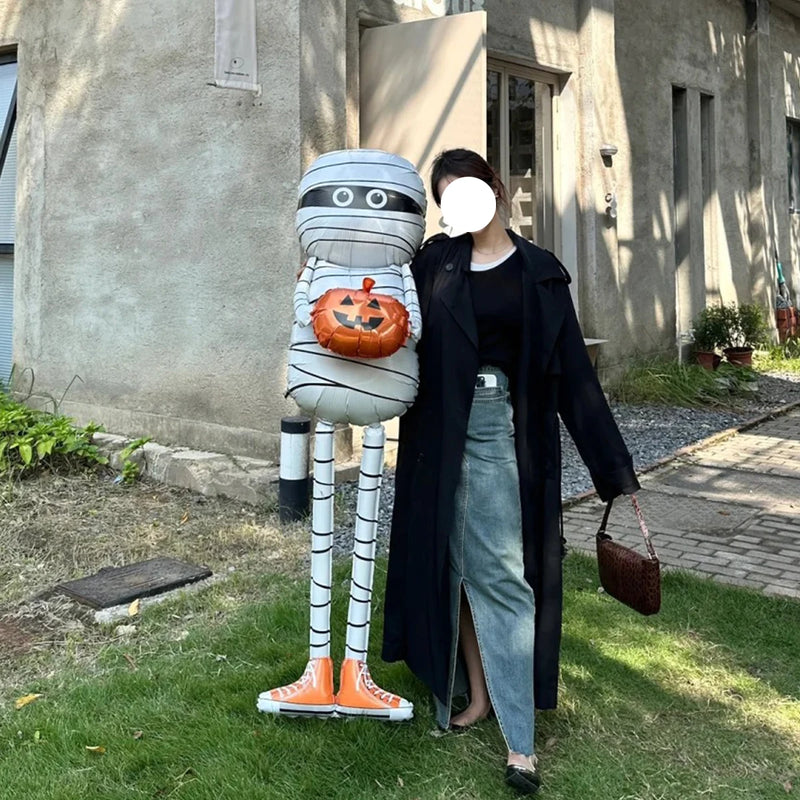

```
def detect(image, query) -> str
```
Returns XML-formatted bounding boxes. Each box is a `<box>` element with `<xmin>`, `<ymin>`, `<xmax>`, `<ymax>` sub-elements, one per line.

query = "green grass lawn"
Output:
<box><xmin>1</xmin><ymin>555</ymin><xmax>798</xmax><ymax>800</ymax></box>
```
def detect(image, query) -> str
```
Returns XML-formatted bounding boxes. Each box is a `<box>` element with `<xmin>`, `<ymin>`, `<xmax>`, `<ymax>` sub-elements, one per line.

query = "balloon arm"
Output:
<box><xmin>402</xmin><ymin>262</ymin><xmax>422</xmax><ymax>341</ymax></box>
<box><xmin>294</xmin><ymin>259</ymin><xmax>317</xmax><ymax>327</ymax></box>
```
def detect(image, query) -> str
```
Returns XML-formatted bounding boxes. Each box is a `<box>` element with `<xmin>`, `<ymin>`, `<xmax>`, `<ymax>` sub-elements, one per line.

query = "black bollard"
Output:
<box><xmin>279</xmin><ymin>416</ymin><xmax>311</xmax><ymax>522</ymax></box>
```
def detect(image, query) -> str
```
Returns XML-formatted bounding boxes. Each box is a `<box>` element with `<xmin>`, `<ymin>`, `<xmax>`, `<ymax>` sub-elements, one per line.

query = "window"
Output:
<box><xmin>0</xmin><ymin>53</ymin><xmax>17</xmax><ymax>385</ymax></box>
<box><xmin>0</xmin><ymin>55</ymin><xmax>16</xmax><ymax>252</ymax></box>
<box><xmin>787</xmin><ymin>118</ymin><xmax>800</xmax><ymax>213</ymax></box>
<box><xmin>487</xmin><ymin>62</ymin><xmax>554</xmax><ymax>249</ymax></box>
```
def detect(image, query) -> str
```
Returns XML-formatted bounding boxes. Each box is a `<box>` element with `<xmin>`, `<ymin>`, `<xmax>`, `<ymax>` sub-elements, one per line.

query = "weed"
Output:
<box><xmin>608</xmin><ymin>358</ymin><xmax>758</xmax><ymax>407</ymax></box>
<box><xmin>754</xmin><ymin>336</ymin><xmax>800</xmax><ymax>373</ymax></box>
<box><xmin>118</xmin><ymin>437</ymin><xmax>151</xmax><ymax>484</ymax></box>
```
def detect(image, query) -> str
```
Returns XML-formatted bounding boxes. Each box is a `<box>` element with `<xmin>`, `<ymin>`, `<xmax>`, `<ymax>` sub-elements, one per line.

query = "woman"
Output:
<box><xmin>382</xmin><ymin>149</ymin><xmax>639</xmax><ymax>794</ymax></box>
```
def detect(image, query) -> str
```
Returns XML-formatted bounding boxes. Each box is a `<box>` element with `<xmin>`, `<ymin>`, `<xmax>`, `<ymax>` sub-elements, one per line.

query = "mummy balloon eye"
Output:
<box><xmin>332</xmin><ymin>187</ymin><xmax>354</xmax><ymax>207</ymax></box>
<box><xmin>366</xmin><ymin>189</ymin><xmax>388</xmax><ymax>209</ymax></box>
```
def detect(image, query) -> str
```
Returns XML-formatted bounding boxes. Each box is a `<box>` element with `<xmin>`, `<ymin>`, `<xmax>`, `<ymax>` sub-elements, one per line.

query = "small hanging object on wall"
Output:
<box><xmin>212</xmin><ymin>0</ymin><xmax>261</xmax><ymax>94</ymax></box>
<box><xmin>312</xmin><ymin>277</ymin><xmax>410</xmax><ymax>359</ymax></box>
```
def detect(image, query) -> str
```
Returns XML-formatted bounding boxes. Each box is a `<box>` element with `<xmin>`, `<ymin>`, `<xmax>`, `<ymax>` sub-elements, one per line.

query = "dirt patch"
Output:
<box><xmin>0</xmin><ymin>468</ymin><xmax>307</xmax><ymax>605</ymax></box>
<box><xmin>0</xmin><ymin>467</ymin><xmax>312</xmax><ymax>690</ymax></box>
<box><xmin>0</xmin><ymin>618</ymin><xmax>34</xmax><ymax>655</ymax></box>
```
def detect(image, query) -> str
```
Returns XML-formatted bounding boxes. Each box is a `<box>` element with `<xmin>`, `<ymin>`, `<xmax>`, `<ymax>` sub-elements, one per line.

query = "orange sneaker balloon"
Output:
<box><xmin>257</xmin><ymin>657</ymin><xmax>336</xmax><ymax>717</ymax></box>
<box><xmin>335</xmin><ymin>658</ymin><xmax>413</xmax><ymax>721</ymax></box>
<box><xmin>311</xmin><ymin>277</ymin><xmax>410</xmax><ymax>359</ymax></box>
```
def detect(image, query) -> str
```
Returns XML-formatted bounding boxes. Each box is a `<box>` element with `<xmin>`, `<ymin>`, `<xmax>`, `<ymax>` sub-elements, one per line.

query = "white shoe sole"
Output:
<box><xmin>257</xmin><ymin>696</ymin><xmax>336</xmax><ymax>717</ymax></box>
<box><xmin>335</xmin><ymin>704</ymin><xmax>414</xmax><ymax>722</ymax></box>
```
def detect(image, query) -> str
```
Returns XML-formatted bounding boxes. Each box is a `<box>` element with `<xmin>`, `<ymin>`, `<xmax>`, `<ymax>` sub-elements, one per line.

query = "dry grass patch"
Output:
<box><xmin>0</xmin><ymin>468</ymin><xmax>307</xmax><ymax>693</ymax></box>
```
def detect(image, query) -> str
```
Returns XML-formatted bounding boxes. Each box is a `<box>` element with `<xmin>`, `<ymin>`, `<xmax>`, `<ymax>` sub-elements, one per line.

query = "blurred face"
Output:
<box><xmin>437</xmin><ymin>175</ymin><xmax>498</xmax><ymax>236</ymax></box>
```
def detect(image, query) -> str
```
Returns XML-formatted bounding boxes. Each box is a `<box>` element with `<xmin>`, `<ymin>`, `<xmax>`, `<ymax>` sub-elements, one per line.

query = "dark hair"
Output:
<box><xmin>430</xmin><ymin>148</ymin><xmax>509</xmax><ymax>211</ymax></box>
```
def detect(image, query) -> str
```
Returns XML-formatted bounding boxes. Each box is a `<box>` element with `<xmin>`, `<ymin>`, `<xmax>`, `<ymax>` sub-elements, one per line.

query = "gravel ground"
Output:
<box><xmin>335</xmin><ymin>369</ymin><xmax>800</xmax><ymax>558</ymax></box>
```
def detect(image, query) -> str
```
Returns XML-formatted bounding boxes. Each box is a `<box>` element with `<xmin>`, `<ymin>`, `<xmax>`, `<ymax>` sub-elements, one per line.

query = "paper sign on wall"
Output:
<box><xmin>213</xmin><ymin>0</ymin><xmax>261</xmax><ymax>93</ymax></box>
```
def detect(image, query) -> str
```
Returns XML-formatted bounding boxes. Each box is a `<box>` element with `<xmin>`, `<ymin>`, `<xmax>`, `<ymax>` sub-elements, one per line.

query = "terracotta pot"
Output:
<box><xmin>723</xmin><ymin>347</ymin><xmax>753</xmax><ymax>367</ymax></box>
<box><xmin>776</xmin><ymin>306</ymin><xmax>797</xmax><ymax>344</ymax></box>
<box><xmin>694</xmin><ymin>351</ymin><xmax>721</xmax><ymax>370</ymax></box>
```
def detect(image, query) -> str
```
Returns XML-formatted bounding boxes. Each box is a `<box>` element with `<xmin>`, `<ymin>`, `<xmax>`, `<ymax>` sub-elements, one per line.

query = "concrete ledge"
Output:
<box><xmin>93</xmin><ymin>428</ymin><xmax>362</xmax><ymax>507</ymax></box>
<box><xmin>93</xmin><ymin>433</ymin><xmax>281</xmax><ymax>506</ymax></box>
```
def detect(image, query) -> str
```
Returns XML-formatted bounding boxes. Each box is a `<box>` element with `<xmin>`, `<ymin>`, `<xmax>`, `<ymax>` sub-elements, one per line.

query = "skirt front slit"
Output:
<box><xmin>435</xmin><ymin>367</ymin><xmax>536</xmax><ymax>757</ymax></box>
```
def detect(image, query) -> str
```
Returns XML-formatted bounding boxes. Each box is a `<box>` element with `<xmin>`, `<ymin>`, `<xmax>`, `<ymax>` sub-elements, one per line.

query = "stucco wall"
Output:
<box><xmin>771</xmin><ymin>5</ymin><xmax>800</xmax><ymax>299</ymax></box>
<box><xmin>3</xmin><ymin>0</ymin><xmax>798</xmax><ymax>462</ymax></box>
<box><xmin>610</xmin><ymin>0</ymin><xmax>750</xmax><ymax>359</ymax></box>
<box><xmin>9</xmin><ymin>0</ymin><xmax>303</xmax><ymax>458</ymax></box>
<box><xmin>486</xmin><ymin>0</ymin><xmax>578</xmax><ymax>73</ymax></box>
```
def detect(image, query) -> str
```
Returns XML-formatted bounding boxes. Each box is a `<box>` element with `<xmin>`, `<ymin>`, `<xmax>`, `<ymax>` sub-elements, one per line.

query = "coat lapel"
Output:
<box><xmin>436</xmin><ymin>237</ymin><xmax>478</xmax><ymax>351</ymax></box>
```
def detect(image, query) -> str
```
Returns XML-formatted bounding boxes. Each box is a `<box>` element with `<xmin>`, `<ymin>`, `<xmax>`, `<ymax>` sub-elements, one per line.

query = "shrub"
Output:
<box><xmin>691</xmin><ymin>306</ymin><xmax>727</xmax><ymax>352</ymax></box>
<box><xmin>0</xmin><ymin>391</ymin><xmax>107</xmax><ymax>478</ymax></box>
<box><xmin>720</xmin><ymin>302</ymin><xmax>770</xmax><ymax>349</ymax></box>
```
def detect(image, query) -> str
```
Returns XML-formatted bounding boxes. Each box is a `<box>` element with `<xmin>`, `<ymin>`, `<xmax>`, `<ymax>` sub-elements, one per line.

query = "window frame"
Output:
<box><xmin>0</xmin><ymin>51</ymin><xmax>17</xmax><ymax>254</ymax></box>
<box><xmin>487</xmin><ymin>57</ymin><xmax>556</xmax><ymax>250</ymax></box>
<box><xmin>787</xmin><ymin>117</ymin><xmax>800</xmax><ymax>214</ymax></box>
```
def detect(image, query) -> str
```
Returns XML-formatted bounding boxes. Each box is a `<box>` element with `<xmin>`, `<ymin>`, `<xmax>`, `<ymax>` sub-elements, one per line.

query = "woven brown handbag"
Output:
<box><xmin>596</xmin><ymin>495</ymin><xmax>661</xmax><ymax>615</ymax></box>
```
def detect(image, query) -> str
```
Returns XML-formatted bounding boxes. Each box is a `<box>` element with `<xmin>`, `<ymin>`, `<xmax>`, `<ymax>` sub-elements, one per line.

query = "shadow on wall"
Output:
<box><xmin>606</xmin><ymin>1</ymin><xmax>767</xmax><ymax>362</ymax></box>
<box><xmin>14</xmin><ymin>0</ymin><xmax>305</xmax><ymax>441</ymax></box>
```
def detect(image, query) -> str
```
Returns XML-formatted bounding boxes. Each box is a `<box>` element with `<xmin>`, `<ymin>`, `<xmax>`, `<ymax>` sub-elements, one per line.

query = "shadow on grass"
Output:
<box><xmin>1</xmin><ymin>556</ymin><xmax>797</xmax><ymax>799</ymax></box>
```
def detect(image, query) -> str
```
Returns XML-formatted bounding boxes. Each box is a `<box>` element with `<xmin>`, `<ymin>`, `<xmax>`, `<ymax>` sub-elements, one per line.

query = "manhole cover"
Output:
<box><xmin>55</xmin><ymin>557</ymin><xmax>212</xmax><ymax>609</ymax></box>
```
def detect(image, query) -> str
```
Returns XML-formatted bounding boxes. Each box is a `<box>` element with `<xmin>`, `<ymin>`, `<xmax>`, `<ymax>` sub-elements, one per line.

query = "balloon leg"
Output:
<box><xmin>335</xmin><ymin>423</ymin><xmax>413</xmax><ymax>721</ymax></box>
<box><xmin>310</xmin><ymin>419</ymin><xmax>335</xmax><ymax>660</ymax></box>
<box><xmin>344</xmin><ymin>423</ymin><xmax>384</xmax><ymax>661</ymax></box>
<box><xmin>256</xmin><ymin>418</ymin><xmax>336</xmax><ymax>717</ymax></box>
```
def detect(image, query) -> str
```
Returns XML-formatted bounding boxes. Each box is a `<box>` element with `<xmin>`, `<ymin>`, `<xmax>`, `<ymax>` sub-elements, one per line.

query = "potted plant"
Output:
<box><xmin>691</xmin><ymin>306</ymin><xmax>726</xmax><ymax>370</ymax></box>
<box><xmin>720</xmin><ymin>302</ymin><xmax>769</xmax><ymax>367</ymax></box>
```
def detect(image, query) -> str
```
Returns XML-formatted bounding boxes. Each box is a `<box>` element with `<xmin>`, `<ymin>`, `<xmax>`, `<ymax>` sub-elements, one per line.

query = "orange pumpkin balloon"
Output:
<box><xmin>311</xmin><ymin>277</ymin><xmax>410</xmax><ymax>359</ymax></box>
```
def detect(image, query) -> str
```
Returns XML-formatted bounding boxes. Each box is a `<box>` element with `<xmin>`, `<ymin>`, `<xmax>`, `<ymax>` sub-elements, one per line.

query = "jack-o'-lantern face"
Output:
<box><xmin>311</xmin><ymin>277</ymin><xmax>409</xmax><ymax>359</ymax></box>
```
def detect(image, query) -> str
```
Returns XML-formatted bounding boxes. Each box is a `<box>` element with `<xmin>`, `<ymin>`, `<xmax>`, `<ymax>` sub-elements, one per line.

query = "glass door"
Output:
<box><xmin>487</xmin><ymin>62</ymin><xmax>554</xmax><ymax>249</ymax></box>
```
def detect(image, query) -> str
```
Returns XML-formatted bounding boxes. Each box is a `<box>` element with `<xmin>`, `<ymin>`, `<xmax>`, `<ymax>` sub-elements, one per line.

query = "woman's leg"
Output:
<box><xmin>449</xmin><ymin>590</ymin><xmax>491</xmax><ymax>726</ymax></box>
<box><xmin>451</xmin><ymin>597</ymin><xmax>535</xmax><ymax>775</ymax></box>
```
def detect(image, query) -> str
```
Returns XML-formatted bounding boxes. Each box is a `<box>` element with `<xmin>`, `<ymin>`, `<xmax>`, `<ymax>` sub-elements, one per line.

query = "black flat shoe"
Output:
<box><xmin>504</xmin><ymin>764</ymin><xmax>541</xmax><ymax>795</ymax></box>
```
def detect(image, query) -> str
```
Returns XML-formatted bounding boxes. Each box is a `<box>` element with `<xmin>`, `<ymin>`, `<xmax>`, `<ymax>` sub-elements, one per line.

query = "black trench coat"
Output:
<box><xmin>381</xmin><ymin>231</ymin><xmax>640</xmax><ymax>711</ymax></box>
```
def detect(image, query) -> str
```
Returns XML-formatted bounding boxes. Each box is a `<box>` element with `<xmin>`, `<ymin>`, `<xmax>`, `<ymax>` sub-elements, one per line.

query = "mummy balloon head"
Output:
<box><xmin>296</xmin><ymin>149</ymin><xmax>427</xmax><ymax>267</ymax></box>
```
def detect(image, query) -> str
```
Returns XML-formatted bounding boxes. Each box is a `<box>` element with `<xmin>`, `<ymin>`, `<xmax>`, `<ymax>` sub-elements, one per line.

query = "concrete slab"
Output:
<box><xmin>93</xmin><ymin>432</ymin><xmax>281</xmax><ymax>505</ymax></box>
<box><xmin>643</xmin><ymin>464</ymin><xmax>800</xmax><ymax>513</ymax></box>
<box><xmin>564</xmin><ymin>409</ymin><xmax>800</xmax><ymax>598</ymax></box>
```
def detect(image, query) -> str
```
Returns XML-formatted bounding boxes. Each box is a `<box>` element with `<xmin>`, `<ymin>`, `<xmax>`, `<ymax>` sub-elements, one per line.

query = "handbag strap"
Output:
<box><xmin>597</xmin><ymin>495</ymin><xmax>658</xmax><ymax>561</ymax></box>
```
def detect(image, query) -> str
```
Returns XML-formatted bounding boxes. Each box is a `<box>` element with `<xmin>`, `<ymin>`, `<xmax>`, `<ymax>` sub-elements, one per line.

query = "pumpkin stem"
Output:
<box><xmin>362</xmin><ymin>277</ymin><xmax>376</xmax><ymax>293</ymax></box>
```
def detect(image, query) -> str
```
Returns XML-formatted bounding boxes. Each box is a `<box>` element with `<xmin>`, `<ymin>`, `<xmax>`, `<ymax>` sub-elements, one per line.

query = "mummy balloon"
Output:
<box><xmin>257</xmin><ymin>149</ymin><xmax>426</xmax><ymax>721</ymax></box>
<box><xmin>286</xmin><ymin>150</ymin><xmax>424</xmax><ymax>425</ymax></box>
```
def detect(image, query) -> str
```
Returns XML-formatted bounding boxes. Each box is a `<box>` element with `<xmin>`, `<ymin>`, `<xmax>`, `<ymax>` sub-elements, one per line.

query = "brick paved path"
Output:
<box><xmin>562</xmin><ymin>408</ymin><xmax>800</xmax><ymax>599</ymax></box>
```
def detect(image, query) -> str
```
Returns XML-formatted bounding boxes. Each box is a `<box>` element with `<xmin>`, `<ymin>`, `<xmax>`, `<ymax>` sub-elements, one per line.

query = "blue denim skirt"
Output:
<box><xmin>435</xmin><ymin>366</ymin><xmax>536</xmax><ymax>756</ymax></box>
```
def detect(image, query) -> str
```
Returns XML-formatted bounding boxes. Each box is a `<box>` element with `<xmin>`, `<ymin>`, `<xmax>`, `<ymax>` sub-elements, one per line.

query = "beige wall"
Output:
<box><xmin>1</xmin><ymin>0</ymin><xmax>797</xmax><ymax>460</ymax></box>
<box><xmin>772</xmin><ymin>5</ymin><xmax>800</xmax><ymax>302</ymax></box>
<box><xmin>5</xmin><ymin>0</ymin><xmax>305</xmax><ymax>458</ymax></box>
